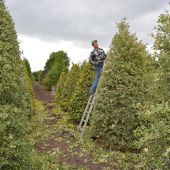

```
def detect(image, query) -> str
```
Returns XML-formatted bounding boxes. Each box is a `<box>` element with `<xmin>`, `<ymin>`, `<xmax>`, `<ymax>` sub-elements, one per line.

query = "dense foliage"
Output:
<box><xmin>134</xmin><ymin>11</ymin><xmax>170</xmax><ymax>169</ymax></box>
<box><xmin>23</xmin><ymin>58</ymin><xmax>32</xmax><ymax>81</ymax></box>
<box><xmin>135</xmin><ymin>103</ymin><xmax>170</xmax><ymax>169</ymax></box>
<box><xmin>33</xmin><ymin>70</ymin><xmax>42</xmax><ymax>81</ymax></box>
<box><xmin>91</xmin><ymin>20</ymin><xmax>152</xmax><ymax>150</ymax></box>
<box><xmin>68</xmin><ymin>62</ymin><xmax>94</xmax><ymax>122</ymax></box>
<box><xmin>44</xmin><ymin>51</ymin><xmax>70</xmax><ymax>90</ymax></box>
<box><xmin>153</xmin><ymin>11</ymin><xmax>170</xmax><ymax>101</ymax></box>
<box><xmin>0</xmin><ymin>1</ymin><xmax>34</xmax><ymax>111</ymax></box>
<box><xmin>56</xmin><ymin>71</ymin><xmax>68</xmax><ymax>107</ymax></box>
<box><xmin>45</xmin><ymin>51</ymin><xmax>69</xmax><ymax>71</ymax></box>
<box><xmin>1</xmin><ymin>0</ymin><xmax>170</xmax><ymax>169</ymax></box>
<box><xmin>0</xmin><ymin>1</ymin><xmax>41</xmax><ymax>169</ymax></box>
<box><xmin>23</xmin><ymin>58</ymin><xmax>35</xmax><ymax>100</ymax></box>
<box><xmin>58</xmin><ymin>64</ymin><xmax>81</xmax><ymax>111</ymax></box>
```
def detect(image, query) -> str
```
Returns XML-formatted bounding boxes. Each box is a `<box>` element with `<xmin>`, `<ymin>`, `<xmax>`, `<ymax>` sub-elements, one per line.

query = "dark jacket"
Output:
<box><xmin>89</xmin><ymin>48</ymin><xmax>107</xmax><ymax>66</ymax></box>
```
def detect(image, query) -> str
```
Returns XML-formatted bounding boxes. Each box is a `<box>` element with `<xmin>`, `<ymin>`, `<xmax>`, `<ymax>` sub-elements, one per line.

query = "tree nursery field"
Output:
<box><xmin>0</xmin><ymin>0</ymin><xmax>170</xmax><ymax>169</ymax></box>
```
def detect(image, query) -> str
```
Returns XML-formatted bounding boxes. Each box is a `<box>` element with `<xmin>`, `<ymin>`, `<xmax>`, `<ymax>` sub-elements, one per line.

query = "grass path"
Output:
<box><xmin>31</xmin><ymin>81</ymin><xmax>136</xmax><ymax>170</ymax></box>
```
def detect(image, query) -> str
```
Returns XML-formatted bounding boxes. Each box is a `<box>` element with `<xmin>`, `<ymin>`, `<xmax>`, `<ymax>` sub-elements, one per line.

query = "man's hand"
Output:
<box><xmin>94</xmin><ymin>61</ymin><xmax>103</xmax><ymax>66</ymax></box>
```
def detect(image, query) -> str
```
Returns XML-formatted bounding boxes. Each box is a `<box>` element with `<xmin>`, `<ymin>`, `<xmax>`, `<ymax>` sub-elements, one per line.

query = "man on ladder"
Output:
<box><xmin>89</xmin><ymin>40</ymin><xmax>107</xmax><ymax>95</ymax></box>
<box><xmin>77</xmin><ymin>40</ymin><xmax>107</xmax><ymax>137</ymax></box>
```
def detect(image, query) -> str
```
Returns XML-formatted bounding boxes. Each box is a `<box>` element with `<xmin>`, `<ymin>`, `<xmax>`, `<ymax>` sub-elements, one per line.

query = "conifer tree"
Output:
<box><xmin>59</xmin><ymin>64</ymin><xmax>81</xmax><ymax>111</ymax></box>
<box><xmin>0</xmin><ymin>2</ymin><xmax>33</xmax><ymax>109</ymax></box>
<box><xmin>134</xmin><ymin>11</ymin><xmax>170</xmax><ymax>169</ymax></box>
<box><xmin>91</xmin><ymin>20</ymin><xmax>152</xmax><ymax>150</ymax></box>
<box><xmin>135</xmin><ymin>103</ymin><xmax>170</xmax><ymax>169</ymax></box>
<box><xmin>0</xmin><ymin>1</ymin><xmax>41</xmax><ymax>169</ymax></box>
<box><xmin>56</xmin><ymin>71</ymin><xmax>68</xmax><ymax>107</ymax></box>
<box><xmin>153</xmin><ymin>11</ymin><xmax>170</xmax><ymax>101</ymax></box>
<box><xmin>23</xmin><ymin>58</ymin><xmax>35</xmax><ymax>101</ymax></box>
<box><xmin>68</xmin><ymin>62</ymin><xmax>94</xmax><ymax>122</ymax></box>
<box><xmin>23</xmin><ymin>58</ymin><xmax>32</xmax><ymax>81</ymax></box>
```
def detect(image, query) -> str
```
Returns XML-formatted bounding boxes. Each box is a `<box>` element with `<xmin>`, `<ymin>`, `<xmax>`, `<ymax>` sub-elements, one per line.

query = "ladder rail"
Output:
<box><xmin>81</xmin><ymin>105</ymin><xmax>93</xmax><ymax>135</ymax></box>
<box><xmin>78</xmin><ymin>94</ymin><xmax>97</xmax><ymax>137</ymax></box>
<box><xmin>77</xmin><ymin>95</ymin><xmax>94</xmax><ymax>131</ymax></box>
<box><xmin>78</xmin><ymin>62</ymin><xmax>106</xmax><ymax>137</ymax></box>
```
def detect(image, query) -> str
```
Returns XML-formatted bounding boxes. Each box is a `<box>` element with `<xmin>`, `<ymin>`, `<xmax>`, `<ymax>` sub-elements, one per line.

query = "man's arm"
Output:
<box><xmin>89</xmin><ymin>51</ymin><xmax>96</xmax><ymax>65</ymax></box>
<box><xmin>101</xmin><ymin>48</ymin><xmax>107</xmax><ymax>60</ymax></box>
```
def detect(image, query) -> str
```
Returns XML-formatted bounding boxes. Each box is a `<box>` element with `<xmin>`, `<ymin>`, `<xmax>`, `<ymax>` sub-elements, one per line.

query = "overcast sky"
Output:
<box><xmin>5</xmin><ymin>0</ymin><xmax>169</xmax><ymax>71</ymax></box>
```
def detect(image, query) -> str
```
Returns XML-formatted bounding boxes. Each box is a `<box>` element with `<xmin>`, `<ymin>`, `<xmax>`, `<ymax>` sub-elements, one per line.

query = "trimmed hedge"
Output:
<box><xmin>0</xmin><ymin>1</ymin><xmax>33</xmax><ymax>111</ymax></box>
<box><xmin>23</xmin><ymin>58</ymin><xmax>35</xmax><ymax>103</ymax></box>
<box><xmin>68</xmin><ymin>62</ymin><xmax>94</xmax><ymax>122</ymax></box>
<box><xmin>0</xmin><ymin>1</ymin><xmax>42</xmax><ymax>169</ymax></box>
<box><xmin>23</xmin><ymin>58</ymin><xmax>32</xmax><ymax>81</ymax></box>
<box><xmin>91</xmin><ymin>20</ymin><xmax>152</xmax><ymax>150</ymax></box>
<box><xmin>56</xmin><ymin>71</ymin><xmax>68</xmax><ymax>107</ymax></box>
<box><xmin>135</xmin><ymin>103</ymin><xmax>170</xmax><ymax>169</ymax></box>
<box><xmin>153</xmin><ymin>11</ymin><xmax>170</xmax><ymax>102</ymax></box>
<box><xmin>134</xmin><ymin>10</ymin><xmax>170</xmax><ymax>169</ymax></box>
<box><xmin>0</xmin><ymin>105</ymin><xmax>42</xmax><ymax>170</ymax></box>
<box><xmin>59</xmin><ymin>64</ymin><xmax>81</xmax><ymax>111</ymax></box>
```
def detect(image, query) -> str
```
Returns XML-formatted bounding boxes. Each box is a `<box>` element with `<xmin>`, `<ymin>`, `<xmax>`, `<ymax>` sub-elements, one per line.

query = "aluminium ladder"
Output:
<box><xmin>77</xmin><ymin>94</ymin><xmax>96</xmax><ymax>137</ymax></box>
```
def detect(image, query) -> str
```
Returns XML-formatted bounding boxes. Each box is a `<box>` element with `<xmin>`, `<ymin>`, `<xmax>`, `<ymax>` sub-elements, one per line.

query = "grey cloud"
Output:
<box><xmin>6</xmin><ymin>0</ymin><xmax>170</xmax><ymax>47</ymax></box>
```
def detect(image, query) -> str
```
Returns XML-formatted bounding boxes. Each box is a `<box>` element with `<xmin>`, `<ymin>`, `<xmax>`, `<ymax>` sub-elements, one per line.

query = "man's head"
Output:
<box><xmin>92</xmin><ymin>40</ymin><xmax>99</xmax><ymax>48</ymax></box>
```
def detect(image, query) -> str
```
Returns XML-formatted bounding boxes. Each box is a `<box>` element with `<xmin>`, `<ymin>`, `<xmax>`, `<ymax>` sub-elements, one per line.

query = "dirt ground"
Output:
<box><xmin>33</xmin><ymin>81</ymin><xmax>55</xmax><ymax>102</ymax></box>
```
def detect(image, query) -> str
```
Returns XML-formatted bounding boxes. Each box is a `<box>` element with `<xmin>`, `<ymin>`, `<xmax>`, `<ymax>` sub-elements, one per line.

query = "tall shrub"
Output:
<box><xmin>153</xmin><ymin>11</ymin><xmax>170</xmax><ymax>102</ymax></box>
<box><xmin>23</xmin><ymin>58</ymin><xmax>35</xmax><ymax>100</ymax></box>
<box><xmin>44</xmin><ymin>51</ymin><xmax>70</xmax><ymax>90</ymax></box>
<box><xmin>91</xmin><ymin>20</ymin><xmax>152</xmax><ymax>150</ymax></box>
<box><xmin>68</xmin><ymin>62</ymin><xmax>94</xmax><ymax>122</ymax></box>
<box><xmin>23</xmin><ymin>58</ymin><xmax>32</xmax><ymax>81</ymax></box>
<box><xmin>135</xmin><ymin>10</ymin><xmax>170</xmax><ymax>169</ymax></box>
<box><xmin>56</xmin><ymin>71</ymin><xmax>68</xmax><ymax>107</ymax></box>
<box><xmin>59</xmin><ymin>64</ymin><xmax>81</xmax><ymax>111</ymax></box>
<box><xmin>0</xmin><ymin>1</ymin><xmax>41</xmax><ymax>169</ymax></box>
<box><xmin>134</xmin><ymin>103</ymin><xmax>170</xmax><ymax>169</ymax></box>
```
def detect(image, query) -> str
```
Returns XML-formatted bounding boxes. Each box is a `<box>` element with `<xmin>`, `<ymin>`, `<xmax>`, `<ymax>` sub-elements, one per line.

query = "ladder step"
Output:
<box><xmin>89</xmin><ymin>103</ymin><xmax>94</xmax><ymax>106</ymax></box>
<box><xmin>80</xmin><ymin>119</ymin><xmax>88</xmax><ymax>124</ymax></box>
<box><xmin>83</xmin><ymin>120</ymin><xmax>88</xmax><ymax>123</ymax></box>
<box><xmin>85</xmin><ymin>108</ymin><xmax>93</xmax><ymax>114</ymax></box>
